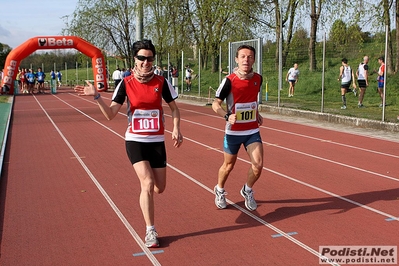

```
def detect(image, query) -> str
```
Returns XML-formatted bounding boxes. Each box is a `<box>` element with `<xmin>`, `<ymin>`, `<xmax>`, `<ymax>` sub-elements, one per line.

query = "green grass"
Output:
<box><xmin>0</xmin><ymin>96</ymin><xmax>10</xmax><ymax>103</ymax></box>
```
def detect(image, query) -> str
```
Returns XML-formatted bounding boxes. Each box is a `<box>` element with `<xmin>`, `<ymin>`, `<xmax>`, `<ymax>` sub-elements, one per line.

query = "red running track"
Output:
<box><xmin>1</xmin><ymin>89</ymin><xmax>398</xmax><ymax>265</ymax></box>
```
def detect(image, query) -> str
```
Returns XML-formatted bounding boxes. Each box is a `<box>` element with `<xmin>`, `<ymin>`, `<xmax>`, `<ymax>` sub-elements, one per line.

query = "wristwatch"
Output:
<box><xmin>94</xmin><ymin>93</ymin><xmax>101</xmax><ymax>100</ymax></box>
<box><xmin>224</xmin><ymin>112</ymin><xmax>231</xmax><ymax>121</ymax></box>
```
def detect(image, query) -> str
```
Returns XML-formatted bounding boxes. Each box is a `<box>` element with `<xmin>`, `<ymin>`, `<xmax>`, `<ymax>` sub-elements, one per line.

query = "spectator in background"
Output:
<box><xmin>112</xmin><ymin>66</ymin><xmax>123</xmax><ymax>89</ymax></box>
<box><xmin>36</xmin><ymin>67</ymin><xmax>46</xmax><ymax>94</ymax></box>
<box><xmin>376</xmin><ymin>56</ymin><xmax>386</xmax><ymax>107</ymax></box>
<box><xmin>20</xmin><ymin>69</ymin><xmax>28</xmax><ymax>94</ymax></box>
<box><xmin>285</xmin><ymin>63</ymin><xmax>300</xmax><ymax>97</ymax></box>
<box><xmin>338</xmin><ymin>58</ymin><xmax>357</xmax><ymax>110</ymax></box>
<box><xmin>0</xmin><ymin>69</ymin><xmax>5</xmax><ymax>94</ymax></box>
<box><xmin>26</xmin><ymin>69</ymin><xmax>36</xmax><ymax>94</ymax></box>
<box><xmin>356</xmin><ymin>56</ymin><xmax>369</xmax><ymax>108</ymax></box>
<box><xmin>50</xmin><ymin>70</ymin><xmax>56</xmax><ymax>88</ymax></box>
<box><xmin>123</xmin><ymin>67</ymin><xmax>132</xmax><ymax>78</ymax></box>
<box><xmin>56</xmin><ymin>70</ymin><xmax>62</xmax><ymax>87</ymax></box>
<box><xmin>184</xmin><ymin>65</ymin><xmax>193</xmax><ymax>91</ymax></box>
<box><xmin>171</xmin><ymin>66</ymin><xmax>179</xmax><ymax>90</ymax></box>
<box><xmin>162</xmin><ymin>66</ymin><xmax>169</xmax><ymax>79</ymax></box>
<box><xmin>16</xmin><ymin>68</ymin><xmax>21</xmax><ymax>92</ymax></box>
<box><xmin>168</xmin><ymin>64</ymin><xmax>174</xmax><ymax>83</ymax></box>
<box><xmin>154</xmin><ymin>65</ymin><xmax>163</xmax><ymax>76</ymax></box>
<box><xmin>106</xmin><ymin>66</ymin><xmax>110</xmax><ymax>81</ymax></box>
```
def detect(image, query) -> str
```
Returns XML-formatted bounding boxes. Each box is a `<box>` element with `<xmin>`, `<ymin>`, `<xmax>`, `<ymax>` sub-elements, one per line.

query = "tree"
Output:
<box><xmin>308</xmin><ymin>0</ymin><xmax>323</xmax><ymax>71</ymax></box>
<box><xmin>188</xmin><ymin>0</ymin><xmax>260</xmax><ymax>71</ymax></box>
<box><xmin>329</xmin><ymin>19</ymin><xmax>347</xmax><ymax>48</ymax></box>
<box><xmin>146</xmin><ymin>0</ymin><xmax>184</xmax><ymax>67</ymax></box>
<box><xmin>329</xmin><ymin>20</ymin><xmax>364</xmax><ymax>58</ymax></box>
<box><xmin>241</xmin><ymin>0</ymin><xmax>302</xmax><ymax>69</ymax></box>
<box><xmin>65</xmin><ymin>0</ymin><xmax>139</xmax><ymax>67</ymax></box>
<box><xmin>345</xmin><ymin>24</ymin><xmax>364</xmax><ymax>57</ymax></box>
<box><xmin>281</xmin><ymin>0</ymin><xmax>301</xmax><ymax>68</ymax></box>
<box><xmin>396</xmin><ymin>0</ymin><xmax>399</xmax><ymax>72</ymax></box>
<box><xmin>382</xmin><ymin>0</ymin><xmax>394</xmax><ymax>74</ymax></box>
<box><xmin>368</xmin><ymin>0</ymin><xmax>394</xmax><ymax>73</ymax></box>
<box><xmin>0</xmin><ymin>43</ymin><xmax>12</xmax><ymax>69</ymax></box>
<box><xmin>289</xmin><ymin>27</ymin><xmax>308</xmax><ymax>65</ymax></box>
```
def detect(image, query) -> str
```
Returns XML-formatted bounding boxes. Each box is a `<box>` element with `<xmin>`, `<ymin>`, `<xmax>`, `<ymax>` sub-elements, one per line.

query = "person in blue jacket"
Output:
<box><xmin>36</xmin><ymin>68</ymin><xmax>46</xmax><ymax>93</ymax></box>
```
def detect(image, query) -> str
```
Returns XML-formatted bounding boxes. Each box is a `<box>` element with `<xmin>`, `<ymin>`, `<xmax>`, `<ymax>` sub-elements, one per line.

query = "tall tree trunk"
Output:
<box><xmin>135</xmin><ymin>0</ymin><xmax>143</xmax><ymax>41</ymax></box>
<box><xmin>383</xmin><ymin>0</ymin><xmax>394</xmax><ymax>74</ymax></box>
<box><xmin>274</xmin><ymin>0</ymin><xmax>281</xmax><ymax>70</ymax></box>
<box><xmin>308</xmin><ymin>0</ymin><xmax>320</xmax><ymax>72</ymax></box>
<box><xmin>282</xmin><ymin>0</ymin><xmax>299</xmax><ymax>67</ymax></box>
<box><xmin>396</xmin><ymin>1</ymin><xmax>399</xmax><ymax>73</ymax></box>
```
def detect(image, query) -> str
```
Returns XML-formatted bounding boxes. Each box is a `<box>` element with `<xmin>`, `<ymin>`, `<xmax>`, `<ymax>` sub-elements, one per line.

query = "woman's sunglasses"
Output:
<box><xmin>135</xmin><ymin>55</ymin><xmax>155</xmax><ymax>62</ymax></box>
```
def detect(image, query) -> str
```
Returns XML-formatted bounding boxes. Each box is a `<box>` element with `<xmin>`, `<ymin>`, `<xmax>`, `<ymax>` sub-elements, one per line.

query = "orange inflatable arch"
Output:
<box><xmin>1</xmin><ymin>36</ymin><xmax>108</xmax><ymax>94</ymax></box>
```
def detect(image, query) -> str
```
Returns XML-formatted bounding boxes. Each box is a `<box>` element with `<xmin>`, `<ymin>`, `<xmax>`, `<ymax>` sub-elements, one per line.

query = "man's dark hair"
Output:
<box><xmin>132</xmin><ymin>39</ymin><xmax>156</xmax><ymax>57</ymax></box>
<box><xmin>236</xmin><ymin>45</ymin><xmax>256</xmax><ymax>57</ymax></box>
<box><xmin>378</xmin><ymin>56</ymin><xmax>384</xmax><ymax>62</ymax></box>
<box><xmin>342</xmin><ymin>58</ymin><xmax>348</xmax><ymax>64</ymax></box>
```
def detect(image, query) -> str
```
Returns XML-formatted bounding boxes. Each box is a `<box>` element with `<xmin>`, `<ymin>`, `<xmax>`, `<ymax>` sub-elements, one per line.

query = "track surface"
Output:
<box><xmin>1</xmin><ymin>89</ymin><xmax>398</xmax><ymax>265</ymax></box>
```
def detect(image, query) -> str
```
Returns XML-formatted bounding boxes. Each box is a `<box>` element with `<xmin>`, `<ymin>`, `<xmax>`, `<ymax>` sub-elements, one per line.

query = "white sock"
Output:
<box><xmin>146</xmin><ymin>225</ymin><xmax>155</xmax><ymax>232</ymax></box>
<box><xmin>216</xmin><ymin>185</ymin><xmax>224</xmax><ymax>192</ymax></box>
<box><xmin>244</xmin><ymin>184</ymin><xmax>252</xmax><ymax>192</ymax></box>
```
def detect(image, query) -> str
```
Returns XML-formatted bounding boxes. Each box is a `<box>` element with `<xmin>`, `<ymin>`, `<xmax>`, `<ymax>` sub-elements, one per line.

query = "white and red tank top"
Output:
<box><xmin>215</xmin><ymin>72</ymin><xmax>263</xmax><ymax>135</ymax></box>
<box><xmin>112</xmin><ymin>75</ymin><xmax>178</xmax><ymax>142</ymax></box>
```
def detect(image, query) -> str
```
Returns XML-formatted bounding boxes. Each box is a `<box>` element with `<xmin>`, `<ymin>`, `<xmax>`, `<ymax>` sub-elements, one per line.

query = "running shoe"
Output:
<box><xmin>214</xmin><ymin>186</ymin><xmax>227</xmax><ymax>209</ymax></box>
<box><xmin>353</xmin><ymin>89</ymin><xmax>357</xmax><ymax>96</ymax></box>
<box><xmin>145</xmin><ymin>229</ymin><xmax>159</xmax><ymax>248</ymax></box>
<box><xmin>341</xmin><ymin>105</ymin><xmax>347</xmax><ymax>110</ymax></box>
<box><xmin>240</xmin><ymin>186</ymin><xmax>257</xmax><ymax>211</ymax></box>
<box><xmin>358</xmin><ymin>103</ymin><xmax>364</xmax><ymax>108</ymax></box>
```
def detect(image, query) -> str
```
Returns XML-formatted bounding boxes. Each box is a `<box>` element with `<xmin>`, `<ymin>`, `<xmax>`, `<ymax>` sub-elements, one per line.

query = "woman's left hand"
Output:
<box><xmin>172</xmin><ymin>131</ymin><xmax>183</xmax><ymax>148</ymax></box>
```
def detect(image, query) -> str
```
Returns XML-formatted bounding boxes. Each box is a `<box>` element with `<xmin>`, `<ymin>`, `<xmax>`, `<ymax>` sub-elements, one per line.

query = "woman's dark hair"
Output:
<box><xmin>132</xmin><ymin>39</ymin><xmax>156</xmax><ymax>57</ymax></box>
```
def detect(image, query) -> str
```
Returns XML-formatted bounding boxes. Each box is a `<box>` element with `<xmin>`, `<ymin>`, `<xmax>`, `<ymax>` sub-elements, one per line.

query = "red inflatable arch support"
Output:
<box><xmin>1</xmin><ymin>36</ymin><xmax>108</xmax><ymax>94</ymax></box>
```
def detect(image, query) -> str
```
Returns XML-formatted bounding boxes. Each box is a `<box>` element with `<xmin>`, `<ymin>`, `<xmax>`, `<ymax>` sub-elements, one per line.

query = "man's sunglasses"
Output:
<box><xmin>135</xmin><ymin>55</ymin><xmax>155</xmax><ymax>62</ymax></box>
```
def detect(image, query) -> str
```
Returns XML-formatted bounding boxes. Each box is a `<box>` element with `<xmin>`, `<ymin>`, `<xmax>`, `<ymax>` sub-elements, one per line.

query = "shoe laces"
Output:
<box><xmin>216</xmin><ymin>190</ymin><xmax>227</xmax><ymax>200</ymax></box>
<box><xmin>146</xmin><ymin>230</ymin><xmax>158</xmax><ymax>240</ymax></box>
<box><xmin>245</xmin><ymin>189</ymin><xmax>255</xmax><ymax>201</ymax></box>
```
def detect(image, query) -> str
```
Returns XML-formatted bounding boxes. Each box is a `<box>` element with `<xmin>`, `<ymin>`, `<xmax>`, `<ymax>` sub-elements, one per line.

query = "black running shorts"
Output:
<box><xmin>125</xmin><ymin>141</ymin><xmax>167</xmax><ymax>168</ymax></box>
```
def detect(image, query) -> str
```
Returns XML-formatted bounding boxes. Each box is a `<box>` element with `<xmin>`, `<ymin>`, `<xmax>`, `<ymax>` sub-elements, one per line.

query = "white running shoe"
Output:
<box><xmin>240</xmin><ymin>186</ymin><xmax>257</xmax><ymax>211</ymax></box>
<box><xmin>145</xmin><ymin>229</ymin><xmax>159</xmax><ymax>248</ymax></box>
<box><xmin>214</xmin><ymin>186</ymin><xmax>227</xmax><ymax>209</ymax></box>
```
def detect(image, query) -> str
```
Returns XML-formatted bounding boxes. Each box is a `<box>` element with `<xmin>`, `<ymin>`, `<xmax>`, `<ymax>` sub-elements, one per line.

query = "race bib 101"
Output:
<box><xmin>235</xmin><ymin>101</ymin><xmax>257</xmax><ymax>123</ymax></box>
<box><xmin>132</xmin><ymin>109</ymin><xmax>160</xmax><ymax>133</ymax></box>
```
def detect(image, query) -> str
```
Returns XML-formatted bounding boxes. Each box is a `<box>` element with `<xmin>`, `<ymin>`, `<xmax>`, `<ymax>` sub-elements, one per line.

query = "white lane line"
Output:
<box><xmin>35</xmin><ymin>95</ymin><xmax>161</xmax><ymax>265</ymax></box>
<box><xmin>174</xmin><ymin>116</ymin><xmax>399</xmax><ymax>183</ymax></box>
<box><xmin>66</xmin><ymin>93</ymin><xmax>399</xmax><ymax>219</ymax></box>
<box><xmin>263</xmin><ymin>126</ymin><xmax>399</xmax><ymax>159</ymax></box>
<box><xmin>67</xmin><ymin>94</ymin><xmax>399</xmax><ymax>215</ymax></box>
<box><xmin>179</xmin><ymin>106</ymin><xmax>399</xmax><ymax>159</ymax></box>
<box><xmin>179</xmin><ymin>134</ymin><xmax>399</xmax><ymax>222</ymax></box>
